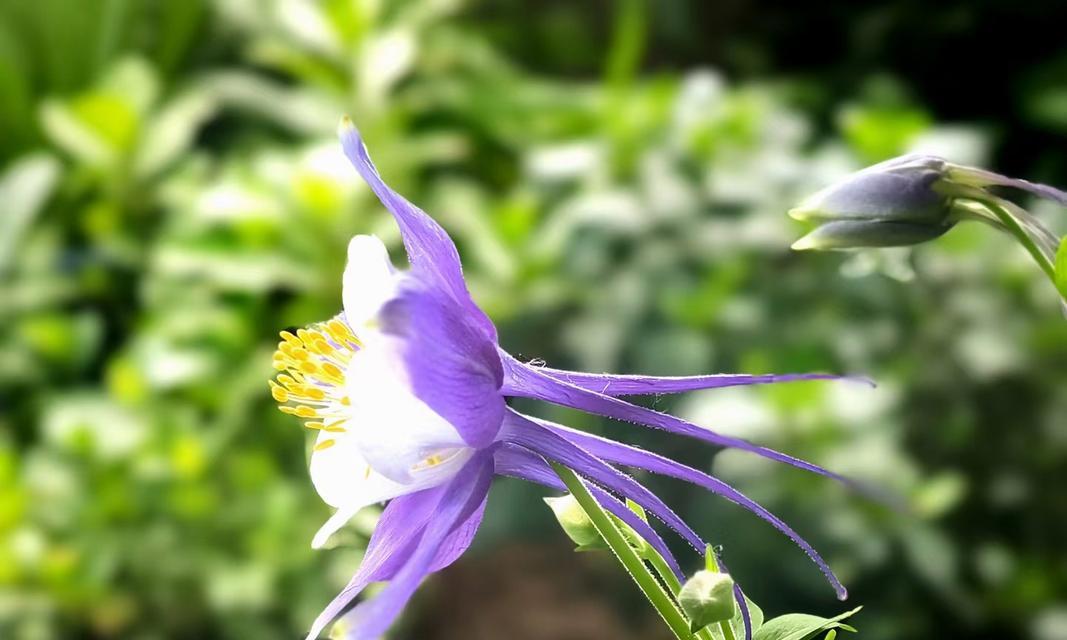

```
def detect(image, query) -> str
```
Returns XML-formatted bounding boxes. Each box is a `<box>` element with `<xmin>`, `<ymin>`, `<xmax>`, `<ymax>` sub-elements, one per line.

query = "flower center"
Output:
<box><xmin>270</xmin><ymin>317</ymin><xmax>361</xmax><ymax>451</ymax></box>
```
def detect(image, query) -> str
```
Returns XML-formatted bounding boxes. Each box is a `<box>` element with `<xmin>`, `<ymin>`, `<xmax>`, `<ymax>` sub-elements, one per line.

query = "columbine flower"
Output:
<box><xmin>275</xmin><ymin>118</ymin><xmax>867</xmax><ymax>640</ymax></box>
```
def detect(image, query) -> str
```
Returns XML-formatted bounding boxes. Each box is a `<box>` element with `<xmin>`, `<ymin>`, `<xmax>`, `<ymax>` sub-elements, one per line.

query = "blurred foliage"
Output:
<box><xmin>1</xmin><ymin>1</ymin><xmax>1066</xmax><ymax>639</ymax></box>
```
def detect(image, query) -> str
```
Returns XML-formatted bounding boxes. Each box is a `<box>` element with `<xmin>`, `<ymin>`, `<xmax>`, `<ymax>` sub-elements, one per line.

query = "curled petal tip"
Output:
<box><xmin>790</xmin><ymin>235</ymin><xmax>817</xmax><ymax>251</ymax></box>
<box><xmin>787</xmin><ymin>205</ymin><xmax>816</xmax><ymax>221</ymax></box>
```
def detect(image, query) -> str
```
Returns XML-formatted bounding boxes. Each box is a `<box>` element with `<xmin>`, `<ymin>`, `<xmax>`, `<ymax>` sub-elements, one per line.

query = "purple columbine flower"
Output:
<box><xmin>272</xmin><ymin>117</ymin><xmax>867</xmax><ymax>640</ymax></box>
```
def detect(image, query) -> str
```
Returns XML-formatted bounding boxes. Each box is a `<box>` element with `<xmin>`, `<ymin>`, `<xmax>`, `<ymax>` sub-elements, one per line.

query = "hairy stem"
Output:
<box><xmin>550</xmin><ymin>462</ymin><xmax>693</xmax><ymax>640</ymax></box>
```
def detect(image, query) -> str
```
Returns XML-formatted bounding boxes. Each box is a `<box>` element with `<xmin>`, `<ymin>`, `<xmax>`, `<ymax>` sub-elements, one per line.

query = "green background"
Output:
<box><xmin>2</xmin><ymin>1</ymin><xmax>1066</xmax><ymax>638</ymax></box>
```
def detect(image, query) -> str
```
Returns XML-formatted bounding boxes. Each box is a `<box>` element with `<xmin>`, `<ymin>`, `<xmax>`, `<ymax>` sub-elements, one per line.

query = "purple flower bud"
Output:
<box><xmin>790</xmin><ymin>155</ymin><xmax>955</xmax><ymax>250</ymax></box>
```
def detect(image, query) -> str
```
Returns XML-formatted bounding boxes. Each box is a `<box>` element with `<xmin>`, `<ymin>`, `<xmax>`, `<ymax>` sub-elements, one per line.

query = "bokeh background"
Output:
<box><xmin>3</xmin><ymin>1</ymin><xmax>1067</xmax><ymax>638</ymax></box>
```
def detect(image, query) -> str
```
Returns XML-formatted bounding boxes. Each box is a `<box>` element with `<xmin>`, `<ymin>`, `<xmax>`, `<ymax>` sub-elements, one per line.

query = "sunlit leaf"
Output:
<box><xmin>753</xmin><ymin>607</ymin><xmax>861</xmax><ymax>640</ymax></box>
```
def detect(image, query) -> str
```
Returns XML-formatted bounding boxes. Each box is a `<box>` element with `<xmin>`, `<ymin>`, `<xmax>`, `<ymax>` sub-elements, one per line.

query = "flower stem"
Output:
<box><xmin>645</xmin><ymin>549</ymin><xmax>717</xmax><ymax>640</ymax></box>
<box><xmin>550</xmin><ymin>462</ymin><xmax>694</xmax><ymax>640</ymax></box>
<box><xmin>981</xmin><ymin>199</ymin><xmax>1058</xmax><ymax>283</ymax></box>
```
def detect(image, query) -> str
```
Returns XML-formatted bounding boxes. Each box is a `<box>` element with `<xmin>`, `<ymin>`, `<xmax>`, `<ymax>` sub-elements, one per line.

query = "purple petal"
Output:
<box><xmin>500</xmin><ymin>351</ymin><xmax>891</xmax><ymax>507</ymax></box>
<box><xmin>534</xmin><ymin>366</ymin><xmax>870</xmax><ymax>396</ymax></box>
<box><xmin>380</xmin><ymin>280</ymin><xmax>504</xmax><ymax>448</ymax></box>
<box><xmin>335</xmin><ymin>452</ymin><xmax>494</xmax><ymax>640</ymax></box>
<box><xmin>493</xmin><ymin>442</ymin><xmax>684</xmax><ymax>580</ymax></box>
<box><xmin>541</xmin><ymin>420</ymin><xmax>847</xmax><ymax>599</ymax></box>
<box><xmin>306</xmin><ymin>484</ymin><xmax>489</xmax><ymax>640</ymax></box>
<box><xmin>499</xmin><ymin>410</ymin><xmax>705</xmax><ymax>552</ymax></box>
<box><xmin>429</xmin><ymin>497</ymin><xmax>487</xmax><ymax>573</ymax></box>
<box><xmin>338</xmin><ymin>119</ymin><xmax>496</xmax><ymax>340</ymax></box>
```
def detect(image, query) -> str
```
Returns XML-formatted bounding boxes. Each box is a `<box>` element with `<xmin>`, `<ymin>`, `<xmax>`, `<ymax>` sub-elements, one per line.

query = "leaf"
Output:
<box><xmin>134</xmin><ymin>88</ymin><xmax>217</xmax><ymax>179</ymax></box>
<box><xmin>1055</xmin><ymin>236</ymin><xmax>1067</xmax><ymax>300</ymax></box>
<box><xmin>753</xmin><ymin>606</ymin><xmax>862</xmax><ymax>640</ymax></box>
<box><xmin>726</xmin><ymin>594</ymin><xmax>764</xmax><ymax>638</ymax></box>
<box><xmin>0</xmin><ymin>153</ymin><xmax>60</xmax><ymax>272</ymax></box>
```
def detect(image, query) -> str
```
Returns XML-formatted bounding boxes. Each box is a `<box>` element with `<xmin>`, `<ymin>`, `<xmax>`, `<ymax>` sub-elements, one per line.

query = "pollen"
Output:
<box><xmin>270</xmin><ymin>315</ymin><xmax>359</xmax><ymax>437</ymax></box>
<box><xmin>314</xmin><ymin>439</ymin><xmax>337</xmax><ymax>451</ymax></box>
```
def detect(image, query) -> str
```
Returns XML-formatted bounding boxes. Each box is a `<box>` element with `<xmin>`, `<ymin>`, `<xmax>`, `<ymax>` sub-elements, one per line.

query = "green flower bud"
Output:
<box><xmin>544</xmin><ymin>495</ymin><xmax>650</xmax><ymax>555</ymax></box>
<box><xmin>790</xmin><ymin>155</ymin><xmax>956</xmax><ymax>250</ymax></box>
<box><xmin>544</xmin><ymin>495</ymin><xmax>602</xmax><ymax>548</ymax></box>
<box><xmin>678</xmin><ymin>570</ymin><xmax>736</xmax><ymax>632</ymax></box>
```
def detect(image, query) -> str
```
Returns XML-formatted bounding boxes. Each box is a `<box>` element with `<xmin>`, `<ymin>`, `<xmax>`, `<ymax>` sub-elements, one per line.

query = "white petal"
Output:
<box><xmin>307</xmin><ymin>425</ymin><xmax>474</xmax><ymax>549</ymax></box>
<box><xmin>344</xmin><ymin>335</ymin><xmax>469</xmax><ymax>483</ymax></box>
<box><xmin>311</xmin><ymin>503</ymin><xmax>364</xmax><ymax>549</ymax></box>
<box><xmin>342</xmin><ymin>234</ymin><xmax>399</xmax><ymax>329</ymax></box>
<box><xmin>309</xmin><ymin>429</ymin><xmax>407</xmax><ymax>508</ymax></box>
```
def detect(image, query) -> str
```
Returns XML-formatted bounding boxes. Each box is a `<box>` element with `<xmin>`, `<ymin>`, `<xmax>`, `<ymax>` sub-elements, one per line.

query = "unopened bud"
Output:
<box><xmin>678</xmin><ymin>570</ymin><xmax>736</xmax><ymax>631</ymax></box>
<box><xmin>790</xmin><ymin>155</ymin><xmax>955</xmax><ymax>250</ymax></box>
<box><xmin>544</xmin><ymin>495</ymin><xmax>602</xmax><ymax>548</ymax></box>
<box><xmin>544</xmin><ymin>495</ymin><xmax>650</xmax><ymax>555</ymax></box>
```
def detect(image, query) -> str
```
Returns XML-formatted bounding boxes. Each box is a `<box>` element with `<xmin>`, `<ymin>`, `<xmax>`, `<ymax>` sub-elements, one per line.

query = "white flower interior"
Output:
<box><xmin>271</xmin><ymin>234</ymin><xmax>474</xmax><ymax>548</ymax></box>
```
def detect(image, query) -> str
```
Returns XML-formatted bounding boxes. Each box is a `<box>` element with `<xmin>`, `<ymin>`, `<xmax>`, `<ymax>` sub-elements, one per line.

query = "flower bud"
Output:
<box><xmin>790</xmin><ymin>155</ymin><xmax>956</xmax><ymax>250</ymax></box>
<box><xmin>544</xmin><ymin>495</ymin><xmax>602</xmax><ymax>548</ymax></box>
<box><xmin>544</xmin><ymin>495</ymin><xmax>650</xmax><ymax>555</ymax></box>
<box><xmin>678</xmin><ymin>570</ymin><xmax>736</xmax><ymax>632</ymax></box>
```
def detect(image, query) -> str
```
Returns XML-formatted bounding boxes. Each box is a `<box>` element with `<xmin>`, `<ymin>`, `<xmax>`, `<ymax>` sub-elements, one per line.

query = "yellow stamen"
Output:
<box><xmin>303</xmin><ymin>387</ymin><xmax>326</xmax><ymax>401</ymax></box>
<box><xmin>270</xmin><ymin>384</ymin><xmax>289</xmax><ymax>403</ymax></box>
<box><xmin>320</xmin><ymin>362</ymin><xmax>343</xmax><ymax>383</ymax></box>
<box><xmin>314</xmin><ymin>439</ymin><xmax>336</xmax><ymax>451</ymax></box>
<box><xmin>271</xmin><ymin>317</ymin><xmax>360</xmax><ymax>438</ymax></box>
<box><xmin>295</xmin><ymin>406</ymin><xmax>318</xmax><ymax>418</ymax></box>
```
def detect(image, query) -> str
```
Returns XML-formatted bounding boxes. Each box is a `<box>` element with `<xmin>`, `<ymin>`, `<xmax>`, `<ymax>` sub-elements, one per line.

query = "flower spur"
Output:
<box><xmin>273</xmin><ymin>117</ymin><xmax>872</xmax><ymax>640</ymax></box>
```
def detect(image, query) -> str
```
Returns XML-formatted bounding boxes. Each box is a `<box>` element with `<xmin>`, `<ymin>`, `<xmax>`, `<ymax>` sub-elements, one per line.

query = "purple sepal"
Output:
<box><xmin>726</xmin><ymin>567</ymin><xmax>753</xmax><ymax>640</ymax></box>
<box><xmin>499</xmin><ymin>410</ymin><xmax>705</xmax><ymax>552</ymax></box>
<box><xmin>338</xmin><ymin>119</ymin><xmax>497</xmax><ymax>341</ymax></box>
<box><xmin>541</xmin><ymin>420</ymin><xmax>847</xmax><ymax>599</ymax></box>
<box><xmin>533</xmin><ymin>366</ymin><xmax>870</xmax><ymax>396</ymax></box>
<box><xmin>380</xmin><ymin>280</ymin><xmax>505</xmax><ymax>447</ymax></box>
<box><xmin>499</xmin><ymin>351</ymin><xmax>882</xmax><ymax>504</ymax></box>
<box><xmin>493</xmin><ymin>442</ymin><xmax>684</xmax><ymax>580</ymax></box>
<box><xmin>335</xmin><ymin>452</ymin><xmax>494</xmax><ymax>640</ymax></box>
<box><xmin>305</xmin><ymin>484</ymin><xmax>488</xmax><ymax>639</ymax></box>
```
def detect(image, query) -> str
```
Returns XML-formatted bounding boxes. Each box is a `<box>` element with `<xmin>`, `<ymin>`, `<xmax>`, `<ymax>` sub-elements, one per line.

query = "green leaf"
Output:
<box><xmin>0</xmin><ymin>153</ymin><xmax>60</xmax><ymax>272</ymax></box>
<box><xmin>1055</xmin><ymin>236</ymin><xmax>1067</xmax><ymax>300</ymax></box>
<box><xmin>726</xmin><ymin>596</ymin><xmax>764</xmax><ymax>639</ymax></box>
<box><xmin>753</xmin><ymin>606</ymin><xmax>862</xmax><ymax>640</ymax></box>
<box><xmin>134</xmin><ymin>88</ymin><xmax>216</xmax><ymax>179</ymax></box>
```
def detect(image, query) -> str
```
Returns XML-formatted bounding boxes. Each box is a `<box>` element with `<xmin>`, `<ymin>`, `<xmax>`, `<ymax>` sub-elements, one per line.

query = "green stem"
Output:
<box><xmin>982</xmin><ymin>199</ymin><xmax>1057</xmax><ymax>282</ymax></box>
<box><xmin>644</xmin><ymin>552</ymin><xmax>716</xmax><ymax>640</ymax></box>
<box><xmin>550</xmin><ymin>462</ymin><xmax>693</xmax><ymax>640</ymax></box>
<box><xmin>647</xmin><ymin>551</ymin><xmax>682</xmax><ymax>594</ymax></box>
